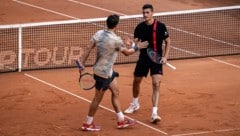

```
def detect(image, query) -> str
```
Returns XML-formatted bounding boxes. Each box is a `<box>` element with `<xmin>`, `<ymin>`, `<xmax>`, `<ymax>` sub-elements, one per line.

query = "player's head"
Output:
<box><xmin>106</xmin><ymin>14</ymin><xmax>119</xmax><ymax>29</ymax></box>
<box><xmin>142</xmin><ymin>4</ymin><xmax>154</xmax><ymax>21</ymax></box>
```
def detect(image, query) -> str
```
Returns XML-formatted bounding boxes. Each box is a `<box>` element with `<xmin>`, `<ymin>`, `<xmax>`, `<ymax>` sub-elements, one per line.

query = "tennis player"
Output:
<box><xmin>80</xmin><ymin>14</ymin><xmax>148</xmax><ymax>131</ymax></box>
<box><xmin>124</xmin><ymin>4</ymin><xmax>171</xmax><ymax>123</ymax></box>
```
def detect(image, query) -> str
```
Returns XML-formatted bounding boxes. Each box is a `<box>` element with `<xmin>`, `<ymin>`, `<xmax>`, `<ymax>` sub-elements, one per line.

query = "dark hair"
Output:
<box><xmin>142</xmin><ymin>4</ymin><xmax>154</xmax><ymax>11</ymax></box>
<box><xmin>106</xmin><ymin>14</ymin><xmax>119</xmax><ymax>29</ymax></box>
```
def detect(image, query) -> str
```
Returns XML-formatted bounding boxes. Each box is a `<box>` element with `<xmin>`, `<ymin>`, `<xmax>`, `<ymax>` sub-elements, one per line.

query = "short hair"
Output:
<box><xmin>142</xmin><ymin>4</ymin><xmax>154</xmax><ymax>11</ymax></box>
<box><xmin>106</xmin><ymin>14</ymin><xmax>119</xmax><ymax>29</ymax></box>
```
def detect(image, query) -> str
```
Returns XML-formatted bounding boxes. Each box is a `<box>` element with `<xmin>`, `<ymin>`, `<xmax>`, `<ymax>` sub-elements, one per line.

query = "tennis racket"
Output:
<box><xmin>76</xmin><ymin>60</ymin><xmax>95</xmax><ymax>90</ymax></box>
<box><xmin>147</xmin><ymin>48</ymin><xmax>176</xmax><ymax>70</ymax></box>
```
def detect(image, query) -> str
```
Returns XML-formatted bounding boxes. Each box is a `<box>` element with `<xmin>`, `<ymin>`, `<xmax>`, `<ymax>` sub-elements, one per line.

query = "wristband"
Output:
<box><xmin>131</xmin><ymin>43</ymin><xmax>138</xmax><ymax>52</ymax></box>
<box><xmin>131</xmin><ymin>42</ymin><xmax>136</xmax><ymax>48</ymax></box>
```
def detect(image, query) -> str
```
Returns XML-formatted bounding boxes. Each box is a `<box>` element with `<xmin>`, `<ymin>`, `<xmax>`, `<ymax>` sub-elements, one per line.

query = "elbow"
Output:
<box><xmin>121</xmin><ymin>49</ymin><xmax>135</xmax><ymax>56</ymax></box>
<box><xmin>123</xmin><ymin>52</ymin><xmax>130</xmax><ymax>56</ymax></box>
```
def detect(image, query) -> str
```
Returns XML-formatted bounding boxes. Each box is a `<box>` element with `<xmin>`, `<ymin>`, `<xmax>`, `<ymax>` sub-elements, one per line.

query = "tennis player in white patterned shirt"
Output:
<box><xmin>80</xmin><ymin>14</ymin><xmax>148</xmax><ymax>131</ymax></box>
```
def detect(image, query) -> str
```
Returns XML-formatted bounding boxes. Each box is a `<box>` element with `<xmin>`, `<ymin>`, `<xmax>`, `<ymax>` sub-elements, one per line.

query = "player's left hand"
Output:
<box><xmin>160</xmin><ymin>57</ymin><xmax>167</xmax><ymax>64</ymax></box>
<box><xmin>137</xmin><ymin>40</ymin><xmax>149</xmax><ymax>49</ymax></box>
<box><xmin>77</xmin><ymin>60</ymin><xmax>85</xmax><ymax>73</ymax></box>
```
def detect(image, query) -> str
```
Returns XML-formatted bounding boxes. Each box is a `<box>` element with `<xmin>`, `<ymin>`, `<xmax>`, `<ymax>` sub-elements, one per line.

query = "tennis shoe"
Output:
<box><xmin>124</xmin><ymin>103</ymin><xmax>140</xmax><ymax>113</ymax></box>
<box><xmin>82</xmin><ymin>122</ymin><xmax>101</xmax><ymax>131</ymax></box>
<box><xmin>150</xmin><ymin>114</ymin><xmax>161</xmax><ymax>123</ymax></box>
<box><xmin>117</xmin><ymin>118</ymin><xmax>136</xmax><ymax>129</ymax></box>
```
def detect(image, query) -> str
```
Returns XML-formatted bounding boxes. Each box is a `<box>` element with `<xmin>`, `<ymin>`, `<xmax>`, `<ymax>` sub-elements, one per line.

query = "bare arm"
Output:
<box><xmin>163</xmin><ymin>37</ymin><xmax>171</xmax><ymax>58</ymax></box>
<box><xmin>121</xmin><ymin>38</ymin><xmax>148</xmax><ymax>56</ymax></box>
<box><xmin>121</xmin><ymin>48</ymin><xmax>136</xmax><ymax>56</ymax></box>
<box><xmin>161</xmin><ymin>37</ymin><xmax>171</xmax><ymax>63</ymax></box>
<box><xmin>80</xmin><ymin>41</ymin><xmax>96</xmax><ymax>66</ymax></box>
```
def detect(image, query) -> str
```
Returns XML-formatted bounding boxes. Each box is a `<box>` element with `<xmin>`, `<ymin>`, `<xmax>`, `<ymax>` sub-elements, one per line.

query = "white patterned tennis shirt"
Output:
<box><xmin>92</xmin><ymin>30</ymin><xmax>126</xmax><ymax>78</ymax></box>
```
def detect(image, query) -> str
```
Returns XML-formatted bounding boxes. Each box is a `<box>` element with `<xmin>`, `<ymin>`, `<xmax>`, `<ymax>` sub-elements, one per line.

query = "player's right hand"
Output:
<box><xmin>123</xmin><ymin>35</ymin><xmax>133</xmax><ymax>47</ymax></box>
<box><xmin>137</xmin><ymin>40</ymin><xmax>149</xmax><ymax>49</ymax></box>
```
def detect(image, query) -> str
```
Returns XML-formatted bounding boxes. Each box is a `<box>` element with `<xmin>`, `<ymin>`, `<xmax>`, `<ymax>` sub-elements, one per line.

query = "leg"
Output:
<box><xmin>132</xmin><ymin>59</ymin><xmax>148</xmax><ymax>98</ymax></box>
<box><xmin>109</xmin><ymin>78</ymin><xmax>136</xmax><ymax>128</ymax></box>
<box><xmin>109</xmin><ymin>78</ymin><xmax>121</xmax><ymax>113</ymax></box>
<box><xmin>87</xmin><ymin>89</ymin><xmax>105</xmax><ymax>116</ymax></box>
<box><xmin>151</xmin><ymin>74</ymin><xmax>162</xmax><ymax>108</ymax></box>
<box><xmin>82</xmin><ymin>75</ymin><xmax>109</xmax><ymax>131</ymax></box>
<box><xmin>124</xmin><ymin>59</ymin><xmax>149</xmax><ymax>114</ymax></box>
<box><xmin>150</xmin><ymin>74</ymin><xmax>162</xmax><ymax>123</ymax></box>
<box><xmin>88</xmin><ymin>74</ymin><xmax>111</xmax><ymax>117</ymax></box>
<box><xmin>133</xmin><ymin>76</ymin><xmax>143</xmax><ymax>98</ymax></box>
<box><xmin>149</xmin><ymin>61</ymin><xmax>163</xmax><ymax>123</ymax></box>
<box><xmin>82</xmin><ymin>88</ymin><xmax>105</xmax><ymax>131</ymax></box>
<box><xmin>124</xmin><ymin>76</ymin><xmax>142</xmax><ymax>113</ymax></box>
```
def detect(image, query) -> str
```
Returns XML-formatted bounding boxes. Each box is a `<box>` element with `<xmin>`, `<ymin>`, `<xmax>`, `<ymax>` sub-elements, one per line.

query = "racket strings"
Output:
<box><xmin>79</xmin><ymin>74</ymin><xmax>95</xmax><ymax>90</ymax></box>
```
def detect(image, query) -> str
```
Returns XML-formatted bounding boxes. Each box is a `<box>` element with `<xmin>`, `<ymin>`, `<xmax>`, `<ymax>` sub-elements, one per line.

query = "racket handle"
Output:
<box><xmin>76</xmin><ymin>60</ymin><xmax>84</xmax><ymax>70</ymax></box>
<box><xmin>166</xmin><ymin>63</ymin><xmax>176</xmax><ymax>70</ymax></box>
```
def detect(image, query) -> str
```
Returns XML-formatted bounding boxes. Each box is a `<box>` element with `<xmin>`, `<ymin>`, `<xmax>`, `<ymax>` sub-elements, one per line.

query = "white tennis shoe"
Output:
<box><xmin>124</xmin><ymin>103</ymin><xmax>140</xmax><ymax>113</ymax></box>
<box><xmin>150</xmin><ymin>114</ymin><xmax>161</xmax><ymax>123</ymax></box>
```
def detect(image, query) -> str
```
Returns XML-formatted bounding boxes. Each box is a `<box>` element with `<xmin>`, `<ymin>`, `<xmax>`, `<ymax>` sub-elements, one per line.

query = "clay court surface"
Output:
<box><xmin>0</xmin><ymin>0</ymin><xmax>240</xmax><ymax>136</ymax></box>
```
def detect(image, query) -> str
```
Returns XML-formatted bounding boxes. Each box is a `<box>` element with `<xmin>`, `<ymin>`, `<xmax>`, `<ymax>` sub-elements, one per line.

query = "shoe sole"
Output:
<box><xmin>124</xmin><ymin>106</ymin><xmax>140</xmax><ymax>114</ymax></box>
<box><xmin>117</xmin><ymin>120</ymin><xmax>136</xmax><ymax>129</ymax></box>
<box><xmin>151</xmin><ymin>118</ymin><xmax>161</xmax><ymax>124</ymax></box>
<box><xmin>117</xmin><ymin>124</ymin><xmax>130</xmax><ymax>129</ymax></box>
<box><xmin>82</xmin><ymin>127</ymin><xmax>101</xmax><ymax>131</ymax></box>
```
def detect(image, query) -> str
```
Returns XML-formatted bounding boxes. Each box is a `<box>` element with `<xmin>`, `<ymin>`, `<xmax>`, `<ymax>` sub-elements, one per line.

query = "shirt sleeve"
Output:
<box><xmin>91</xmin><ymin>33</ymin><xmax>97</xmax><ymax>43</ymax></box>
<box><xmin>91</xmin><ymin>30</ymin><xmax>102</xmax><ymax>43</ymax></box>
<box><xmin>115</xmin><ymin>37</ymin><xmax>126</xmax><ymax>52</ymax></box>
<box><xmin>162</xmin><ymin>24</ymin><xmax>169</xmax><ymax>39</ymax></box>
<box><xmin>134</xmin><ymin>24</ymin><xmax>141</xmax><ymax>39</ymax></box>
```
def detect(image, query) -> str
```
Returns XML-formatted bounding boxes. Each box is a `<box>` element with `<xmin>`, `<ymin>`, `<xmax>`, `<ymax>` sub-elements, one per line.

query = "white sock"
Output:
<box><xmin>132</xmin><ymin>98</ymin><xmax>139</xmax><ymax>105</ymax></box>
<box><xmin>152</xmin><ymin>107</ymin><xmax>158</xmax><ymax>116</ymax></box>
<box><xmin>86</xmin><ymin>115</ymin><xmax>93</xmax><ymax>125</ymax></box>
<box><xmin>116</xmin><ymin>112</ymin><xmax>125</xmax><ymax>122</ymax></box>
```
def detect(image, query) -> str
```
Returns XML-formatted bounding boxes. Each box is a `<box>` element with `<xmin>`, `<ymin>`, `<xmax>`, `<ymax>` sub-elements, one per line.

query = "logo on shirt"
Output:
<box><xmin>164</xmin><ymin>31</ymin><xmax>168</xmax><ymax>36</ymax></box>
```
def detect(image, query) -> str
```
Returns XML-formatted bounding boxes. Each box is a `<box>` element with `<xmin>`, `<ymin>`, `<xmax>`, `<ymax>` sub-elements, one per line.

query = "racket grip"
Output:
<box><xmin>166</xmin><ymin>63</ymin><xmax>176</xmax><ymax>70</ymax></box>
<box><xmin>76</xmin><ymin>60</ymin><xmax>84</xmax><ymax>70</ymax></box>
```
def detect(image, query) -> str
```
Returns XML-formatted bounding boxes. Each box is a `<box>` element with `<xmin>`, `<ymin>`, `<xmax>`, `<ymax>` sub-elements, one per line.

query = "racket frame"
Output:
<box><xmin>147</xmin><ymin>48</ymin><xmax>176</xmax><ymax>70</ymax></box>
<box><xmin>76</xmin><ymin>60</ymin><xmax>95</xmax><ymax>90</ymax></box>
<box><xmin>79</xmin><ymin>72</ymin><xmax>95</xmax><ymax>90</ymax></box>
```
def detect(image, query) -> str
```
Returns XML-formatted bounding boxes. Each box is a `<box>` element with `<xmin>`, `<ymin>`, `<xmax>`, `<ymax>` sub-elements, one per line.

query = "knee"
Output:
<box><xmin>152</xmin><ymin>80</ymin><xmax>161</xmax><ymax>88</ymax></box>
<box><xmin>93</xmin><ymin>96</ymin><xmax>102</xmax><ymax>103</ymax></box>
<box><xmin>133</xmin><ymin>77</ymin><xmax>142</xmax><ymax>86</ymax></box>
<box><xmin>93</xmin><ymin>92</ymin><xmax>104</xmax><ymax>103</ymax></box>
<box><xmin>112</xmin><ymin>89</ymin><xmax>119</xmax><ymax>97</ymax></box>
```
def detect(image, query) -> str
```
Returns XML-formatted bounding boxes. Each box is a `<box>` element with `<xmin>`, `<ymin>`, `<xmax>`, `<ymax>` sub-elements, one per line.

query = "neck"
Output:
<box><xmin>107</xmin><ymin>28</ymin><xmax>115</xmax><ymax>33</ymax></box>
<box><xmin>146</xmin><ymin>18</ymin><xmax>154</xmax><ymax>25</ymax></box>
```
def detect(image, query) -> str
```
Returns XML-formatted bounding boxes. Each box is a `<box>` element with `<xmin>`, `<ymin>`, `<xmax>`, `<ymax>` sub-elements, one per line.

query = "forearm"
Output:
<box><xmin>81</xmin><ymin>43</ymin><xmax>95</xmax><ymax>65</ymax></box>
<box><xmin>81</xmin><ymin>51</ymin><xmax>90</xmax><ymax>65</ymax></box>
<box><xmin>121</xmin><ymin>38</ymin><xmax>148</xmax><ymax>56</ymax></box>
<box><xmin>163</xmin><ymin>38</ymin><xmax>171</xmax><ymax>59</ymax></box>
<box><xmin>121</xmin><ymin>43</ymin><xmax>138</xmax><ymax>56</ymax></box>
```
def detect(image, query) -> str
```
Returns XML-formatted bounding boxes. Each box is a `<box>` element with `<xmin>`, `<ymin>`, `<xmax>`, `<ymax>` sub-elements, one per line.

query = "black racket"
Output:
<box><xmin>76</xmin><ymin>60</ymin><xmax>95</xmax><ymax>90</ymax></box>
<box><xmin>147</xmin><ymin>48</ymin><xmax>176</xmax><ymax>70</ymax></box>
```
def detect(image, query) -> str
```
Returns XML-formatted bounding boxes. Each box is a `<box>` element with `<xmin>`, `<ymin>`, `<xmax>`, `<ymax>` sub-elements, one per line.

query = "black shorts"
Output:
<box><xmin>94</xmin><ymin>71</ymin><xmax>119</xmax><ymax>91</ymax></box>
<box><xmin>134</xmin><ymin>56</ymin><xmax>163</xmax><ymax>77</ymax></box>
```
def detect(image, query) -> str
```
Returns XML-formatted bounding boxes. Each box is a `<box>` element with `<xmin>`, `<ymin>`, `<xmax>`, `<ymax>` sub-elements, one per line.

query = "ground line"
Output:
<box><xmin>67</xmin><ymin>0</ymin><xmax>126</xmax><ymax>16</ymax></box>
<box><xmin>210</xmin><ymin>57</ymin><xmax>240</xmax><ymax>69</ymax></box>
<box><xmin>171</xmin><ymin>128</ymin><xmax>240</xmax><ymax>136</ymax></box>
<box><xmin>13</xmin><ymin>1</ymin><xmax>240</xmax><ymax>135</ymax></box>
<box><xmin>24</xmin><ymin>73</ymin><xmax>168</xmax><ymax>135</ymax></box>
